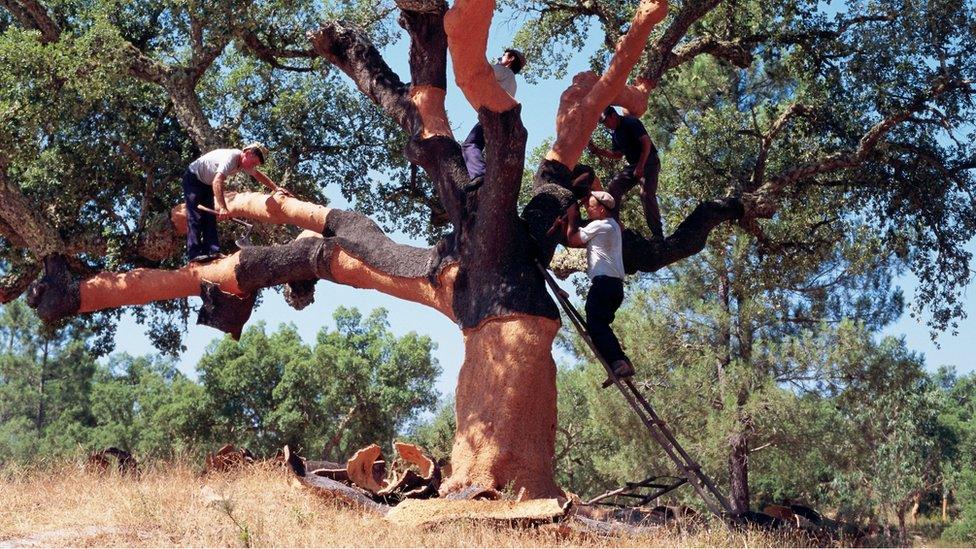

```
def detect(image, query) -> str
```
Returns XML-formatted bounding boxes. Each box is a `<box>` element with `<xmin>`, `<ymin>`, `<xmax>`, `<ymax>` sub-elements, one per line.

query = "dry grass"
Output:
<box><xmin>0</xmin><ymin>461</ymin><xmax>821</xmax><ymax>547</ymax></box>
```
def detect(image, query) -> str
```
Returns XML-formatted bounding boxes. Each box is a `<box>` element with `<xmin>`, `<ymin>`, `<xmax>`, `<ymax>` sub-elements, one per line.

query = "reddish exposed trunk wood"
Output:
<box><xmin>444</xmin><ymin>315</ymin><xmax>562</xmax><ymax>499</ymax></box>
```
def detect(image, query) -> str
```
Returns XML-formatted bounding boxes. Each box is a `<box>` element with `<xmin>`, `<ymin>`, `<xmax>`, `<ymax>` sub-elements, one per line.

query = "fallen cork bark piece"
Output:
<box><xmin>310</xmin><ymin>468</ymin><xmax>350</xmax><ymax>483</ymax></box>
<box><xmin>86</xmin><ymin>447</ymin><xmax>138</xmax><ymax>476</ymax></box>
<box><xmin>378</xmin><ymin>469</ymin><xmax>424</xmax><ymax>497</ymax></box>
<box><xmin>394</xmin><ymin>441</ymin><xmax>436</xmax><ymax>479</ymax></box>
<box><xmin>294</xmin><ymin>473</ymin><xmax>391</xmax><ymax>516</ymax></box>
<box><xmin>205</xmin><ymin>444</ymin><xmax>254</xmax><ymax>473</ymax></box>
<box><xmin>385</xmin><ymin>497</ymin><xmax>565</xmax><ymax>528</ymax></box>
<box><xmin>346</xmin><ymin>444</ymin><xmax>388</xmax><ymax>493</ymax></box>
<box><xmin>444</xmin><ymin>485</ymin><xmax>502</xmax><ymax>501</ymax></box>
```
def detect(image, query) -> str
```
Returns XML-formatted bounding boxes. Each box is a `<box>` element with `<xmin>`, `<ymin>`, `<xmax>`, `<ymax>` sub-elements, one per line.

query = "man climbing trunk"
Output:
<box><xmin>564</xmin><ymin>190</ymin><xmax>636</xmax><ymax>386</ymax></box>
<box><xmin>460</xmin><ymin>48</ymin><xmax>526</xmax><ymax>191</ymax></box>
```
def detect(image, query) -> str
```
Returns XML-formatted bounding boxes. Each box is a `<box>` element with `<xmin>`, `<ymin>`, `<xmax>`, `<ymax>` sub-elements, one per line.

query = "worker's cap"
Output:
<box><xmin>504</xmin><ymin>48</ymin><xmax>527</xmax><ymax>74</ymax></box>
<box><xmin>600</xmin><ymin>106</ymin><xmax>619</xmax><ymax>122</ymax></box>
<box><xmin>590</xmin><ymin>190</ymin><xmax>616</xmax><ymax>210</ymax></box>
<box><xmin>242</xmin><ymin>142</ymin><xmax>270</xmax><ymax>164</ymax></box>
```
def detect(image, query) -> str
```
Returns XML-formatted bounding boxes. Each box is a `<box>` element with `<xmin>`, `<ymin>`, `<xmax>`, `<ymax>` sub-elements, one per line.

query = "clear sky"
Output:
<box><xmin>110</xmin><ymin>9</ymin><xmax>974</xmax><ymax>399</ymax></box>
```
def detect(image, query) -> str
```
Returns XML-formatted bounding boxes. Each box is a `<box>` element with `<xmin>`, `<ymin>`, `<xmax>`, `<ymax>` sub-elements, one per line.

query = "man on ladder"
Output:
<box><xmin>563</xmin><ymin>190</ymin><xmax>636</xmax><ymax>387</ymax></box>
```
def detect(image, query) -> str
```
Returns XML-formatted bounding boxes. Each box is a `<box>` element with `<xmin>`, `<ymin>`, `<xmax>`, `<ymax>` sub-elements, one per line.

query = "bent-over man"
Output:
<box><xmin>182</xmin><ymin>142</ymin><xmax>285</xmax><ymax>263</ymax></box>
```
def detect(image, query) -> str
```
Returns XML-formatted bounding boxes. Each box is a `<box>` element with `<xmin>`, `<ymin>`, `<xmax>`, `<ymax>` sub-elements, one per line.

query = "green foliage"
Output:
<box><xmin>0</xmin><ymin>302</ymin><xmax>439</xmax><ymax>463</ymax></box>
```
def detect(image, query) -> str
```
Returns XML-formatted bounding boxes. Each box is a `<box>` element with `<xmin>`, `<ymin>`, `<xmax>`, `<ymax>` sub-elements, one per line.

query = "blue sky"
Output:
<box><xmin>110</xmin><ymin>9</ymin><xmax>974</xmax><ymax>398</ymax></box>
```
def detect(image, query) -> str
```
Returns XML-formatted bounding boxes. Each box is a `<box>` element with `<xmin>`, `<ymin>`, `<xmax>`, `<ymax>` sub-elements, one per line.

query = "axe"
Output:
<box><xmin>197</xmin><ymin>205</ymin><xmax>254</xmax><ymax>248</ymax></box>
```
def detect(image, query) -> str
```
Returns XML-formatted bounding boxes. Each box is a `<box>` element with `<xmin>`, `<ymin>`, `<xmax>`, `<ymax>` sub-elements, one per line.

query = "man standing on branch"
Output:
<box><xmin>181</xmin><ymin>143</ymin><xmax>288</xmax><ymax>263</ymax></box>
<box><xmin>588</xmin><ymin>106</ymin><xmax>664</xmax><ymax>241</ymax></box>
<box><xmin>460</xmin><ymin>48</ymin><xmax>526</xmax><ymax>191</ymax></box>
<box><xmin>565</xmin><ymin>190</ymin><xmax>636</xmax><ymax>387</ymax></box>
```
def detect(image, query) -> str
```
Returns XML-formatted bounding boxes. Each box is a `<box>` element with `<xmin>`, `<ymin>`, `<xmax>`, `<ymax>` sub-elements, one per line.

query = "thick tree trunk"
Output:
<box><xmin>443</xmin><ymin>315</ymin><xmax>561</xmax><ymax>498</ymax></box>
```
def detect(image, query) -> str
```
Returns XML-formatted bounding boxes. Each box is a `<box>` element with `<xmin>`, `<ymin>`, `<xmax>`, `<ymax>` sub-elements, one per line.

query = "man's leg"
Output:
<box><xmin>182</xmin><ymin>172</ymin><xmax>207</xmax><ymax>261</ymax></box>
<box><xmin>640</xmin><ymin>155</ymin><xmax>664</xmax><ymax>239</ymax></box>
<box><xmin>606</xmin><ymin>166</ymin><xmax>639</xmax><ymax>222</ymax></box>
<box><xmin>198</xmin><ymin>184</ymin><xmax>221</xmax><ymax>255</ymax></box>
<box><xmin>461</xmin><ymin>122</ymin><xmax>486</xmax><ymax>182</ymax></box>
<box><xmin>585</xmin><ymin>276</ymin><xmax>627</xmax><ymax>365</ymax></box>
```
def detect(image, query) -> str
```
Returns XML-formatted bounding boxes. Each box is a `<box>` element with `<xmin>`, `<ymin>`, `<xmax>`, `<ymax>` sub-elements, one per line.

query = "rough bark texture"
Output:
<box><xmin>728</xmin><ymin>431</ymin><xmax>750</xmax><ymax>514</ymax></box>
<box><xmin>444</xmin><ymin>315</ymin><xmax>561</xmax><ymax>498</ymax></box>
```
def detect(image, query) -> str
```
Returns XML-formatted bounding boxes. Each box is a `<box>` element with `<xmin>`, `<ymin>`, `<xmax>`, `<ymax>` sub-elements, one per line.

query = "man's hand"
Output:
<box><xmin>215</xmin><ymin>206</ymin><xmax>231</xmax><ymax>220</ymax></box>
<box><xmin>273</xmin><ymin>186</ymin><xmax>295</xmax><ymax>198</ymax></box>
<box><xmin>634</xmin><ymin>163</ymin><xmax>645</xmax><ymax>180</ymax></box>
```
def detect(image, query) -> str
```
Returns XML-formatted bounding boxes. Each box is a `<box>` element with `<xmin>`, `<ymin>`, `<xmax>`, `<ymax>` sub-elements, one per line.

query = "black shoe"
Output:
<box><xmin>188</xmin><ymin>253</ymin><xmax>224</xmax><ymax>265</ymax></box>
<box><xmin>463</xmin><ymin>176</ymin><xmax>484</xmax><ymax>193</ymax></box>
<box><xmin>602</xmin><ymin>359</ymin><xmax>636</xmax><ymax>388</ymax></box>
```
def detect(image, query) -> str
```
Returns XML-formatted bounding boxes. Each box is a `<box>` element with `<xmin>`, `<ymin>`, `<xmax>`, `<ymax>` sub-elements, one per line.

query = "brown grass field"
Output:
<box><xmin>0</xmin><ymin>461</ymin><xmax>834</xmax><ymax>547</ymax></box>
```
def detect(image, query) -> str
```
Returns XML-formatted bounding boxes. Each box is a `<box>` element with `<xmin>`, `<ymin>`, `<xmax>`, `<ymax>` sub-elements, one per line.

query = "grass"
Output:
<box><xmin>0</xmin><ymin>460</ymin><xmax>834</xmax><ymax>547</ymax></box>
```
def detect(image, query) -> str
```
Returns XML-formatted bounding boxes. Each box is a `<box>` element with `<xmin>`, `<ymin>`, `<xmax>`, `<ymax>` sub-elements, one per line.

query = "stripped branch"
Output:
<box><xmin>443</xmin><ymin>0</ymin><xmax>518</xmax><ymax>113</ymax></box>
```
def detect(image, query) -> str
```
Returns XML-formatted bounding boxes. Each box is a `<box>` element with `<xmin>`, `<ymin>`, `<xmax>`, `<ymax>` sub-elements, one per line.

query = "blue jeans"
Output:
<box><xmin>461</xmin><ymin>122</ymin><xmax>486</xmax><ymax>180</ymax></box>
<box><xmin>585</xmin><ymin>276</ymin><xmax>628</xmax><ymax>364</ymax></box>
<box><xmin>182</xmin><ymin>170</ymin><xmax>220</xmax><ymax>260</ymax></box>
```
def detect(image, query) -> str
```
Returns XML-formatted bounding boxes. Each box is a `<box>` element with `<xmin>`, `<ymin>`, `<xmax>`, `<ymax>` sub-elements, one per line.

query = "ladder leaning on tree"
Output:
<box><xmin>536</xmin><ymin>262</ymin><xmax>735</xmax><ymax>520</ymax></box>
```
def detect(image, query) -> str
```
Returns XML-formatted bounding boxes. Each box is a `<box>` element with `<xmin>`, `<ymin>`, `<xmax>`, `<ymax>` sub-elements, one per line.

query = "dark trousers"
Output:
<box><xmin>607</xmin><ymin>154</ymin><xmax>663</xmax><ymax>238</ymax></box>
<box><xmin>585</xmin><ymin>276</ymin><xmax>628</xmax><ymax>365</ymax></box>
<box><xmin>461</xmin><ymin>122</ymin><xmax>486</xmax><ymax>180</ymax></box>
<box><xmin>182</xmin><ymin>170</ymin><xmax>220</xmax><ymax>260</ymax></box>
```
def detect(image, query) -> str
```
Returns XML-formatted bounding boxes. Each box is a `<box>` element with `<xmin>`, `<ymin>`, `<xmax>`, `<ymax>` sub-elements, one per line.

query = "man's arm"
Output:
<box><xmin>564</xmin><ymin>203</ymin><xmax>587</xmax><ymax>248</ymax></box>
<box><xmin>250</xmin><ymin>170</ymin><xmax>292</xmax><ymax>196</ymax></box>
<box><xmin>588</xmin><ymin>140</ymin><xmax>624</xmax><ymax>160</ymax></box>
<box><xmin>213</xmin><ymin>173</ymin><xmax>230</xmax><ymax>219</ymax></box>
<box><xmin>634</xmin><ymin>134</ymin><xmax>653</xmax><ymax>179</ymax></box>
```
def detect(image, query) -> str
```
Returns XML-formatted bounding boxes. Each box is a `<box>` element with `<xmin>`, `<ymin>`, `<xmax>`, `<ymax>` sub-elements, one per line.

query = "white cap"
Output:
<box><xmin>591</xmin><ymin>190</ymin><xmax>616</xmax><ymax>210</ymax></box>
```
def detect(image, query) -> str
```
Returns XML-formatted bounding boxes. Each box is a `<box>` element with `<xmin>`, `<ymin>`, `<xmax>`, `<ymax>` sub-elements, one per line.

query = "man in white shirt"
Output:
<box><xmin>564</xmin><ymin>190</ymin><xmax>636</xmax><ymax>386</ymax></box>
<box><xmin>461</xmin><ymin>48</ymin><xmax>526</xmax><ymax>192</ymax></box>
<box><xmin>182</xmin><ymin>142</ymin><xmax>287</xmax><ymax>263</ymax></box>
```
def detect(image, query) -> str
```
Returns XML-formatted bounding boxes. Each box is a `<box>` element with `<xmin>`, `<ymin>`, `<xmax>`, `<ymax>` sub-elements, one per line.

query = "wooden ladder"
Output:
<box><xmin>537</xmin><ymin>263</ymin><xmax>734</xmax><ymax>519</ymax></box>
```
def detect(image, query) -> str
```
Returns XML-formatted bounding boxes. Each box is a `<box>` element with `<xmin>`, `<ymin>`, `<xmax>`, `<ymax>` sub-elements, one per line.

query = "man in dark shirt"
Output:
<box><xmin>587</xmin><ymin>106</ymin><xmax>664</xmax><ymax>241</ymax></box>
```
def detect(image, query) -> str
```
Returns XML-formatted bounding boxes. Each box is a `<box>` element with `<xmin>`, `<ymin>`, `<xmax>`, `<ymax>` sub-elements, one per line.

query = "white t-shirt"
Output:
<box><xmin>579</xmin><ymin>218</ymin><xmax>625</xmax><ymax>280</ymax></box>
<box><xmin>493</xmin><ymin>63</ymin><xmax>517</xmax><ymax>97</ymax></box>
<box><xmin>188</xmin><ymin>149</ymin><xmax>244</xmax><ymax>185</ymax></box>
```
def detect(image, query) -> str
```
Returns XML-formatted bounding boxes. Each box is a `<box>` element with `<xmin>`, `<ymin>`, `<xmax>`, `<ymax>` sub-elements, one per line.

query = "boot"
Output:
<box><xmin>602</xmin><ymin>359</ymin><xmax>636</xmax><ymax>388</ymax></box>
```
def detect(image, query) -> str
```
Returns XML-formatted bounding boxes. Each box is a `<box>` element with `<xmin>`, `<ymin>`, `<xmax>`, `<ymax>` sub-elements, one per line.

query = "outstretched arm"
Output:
<box><xmin>588</xmin><ymin>140</ymin><xmax>624</xmax><ymax>160</ymax></box>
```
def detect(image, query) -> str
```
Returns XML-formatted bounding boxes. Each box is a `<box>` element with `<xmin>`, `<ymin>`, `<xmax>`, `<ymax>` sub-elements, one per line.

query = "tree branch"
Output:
<box><xmin>443</xmin><ymin>0</ymin><xmax>518</xmax><ymax>113</ymax></box>
<box><xmin>545</xmin><ymin>0</ymin><xmax>669</xmax><ymax>170</ymax></box>
<box><xmin>744</xmin><ymin>78</ymin><xmax>974</xmax><ymax>218</ymax></box>
<box><xmin>0</xmin><ymin>160</ymin><xmax>65</xmax><ymax>258</ymax></box>
<box><xmin>0</xmin><ymin>0</ymin><xmax>59</xmax><ymax>42</ymax></box>
<box><xmin>27</xmin><ymin>195</ymin><xmax>460</xmax><ymax>329</ymax></box>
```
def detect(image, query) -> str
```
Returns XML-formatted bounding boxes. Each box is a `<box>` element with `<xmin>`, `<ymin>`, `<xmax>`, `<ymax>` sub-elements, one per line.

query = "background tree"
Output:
<box><xmin>4</xmin><ymin>0</ymin><xmax>974</xmax><ymax>499</ymax></box>
<box><xmin>198</xmin><ymin>308</ymin><xmax>440</xmax><ymax>457</ymax></box>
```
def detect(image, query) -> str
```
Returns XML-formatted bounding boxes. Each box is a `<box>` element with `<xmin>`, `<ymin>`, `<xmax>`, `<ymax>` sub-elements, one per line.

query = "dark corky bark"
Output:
<box><xmin>197</xmin><ymin>281</ymin><xmax>257</xmax><ymax>340</ymax></box>
<box><xmin>453</xmin><ymin>106</ymin><xmax>559</xmax><ymax>328</ymax></box>
<box><xmin>324</xmin><ymin>209</ymin><xmax>455</xmax><ymax>281</ymax></box>
<box><xmin>236</xmin><ymin>237</ymin><xmax>332</xmax><ymax>292</ymax></box>
<box><xmin>309</xmin><ymin>23</ymin><xmax>414</xmax><ymax>131</ymax></box>
<box><xmin>26</xmin><ymin>255</ymin><xmax>80</xmax><ymax>323</ymax></box>
<box><xmin>522</xmin><ymin>160</ymin><xmax>578</xmax><ymax>265</ymax></box>
<box><xmin>398</xmin><ymin>1</ymin><xmax>449</xmax><ymax>90</ymax></box>
<box><xmin>284</xmin><ymin>279</ymin><xmax>317</xmax><ymax>310</ymax></box>
<box><xmin>622</xmin><ymin>197</ymin><xmax>745</xmax><ymax>273</ymax></box>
